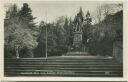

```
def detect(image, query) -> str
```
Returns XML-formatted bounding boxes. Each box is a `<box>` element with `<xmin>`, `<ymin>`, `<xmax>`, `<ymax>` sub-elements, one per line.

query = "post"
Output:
<box><xmin>45</xmin><ymin>10</ymin><xmax>48</xmax><ymax>59</ymax></box>
<box><xmin>46</xmin><ymin>26</ymin><xmax>47</xmax><ymax>58</ymax></box>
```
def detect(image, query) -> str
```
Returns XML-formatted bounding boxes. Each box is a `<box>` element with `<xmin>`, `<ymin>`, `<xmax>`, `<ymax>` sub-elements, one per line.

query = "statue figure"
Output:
<box><xmin>73</xmin><ymin>7</ymin><xmax>84</xmax><ymax>32</ymax></box>
<box><xmin>74</xmin><ymin>17</ymin><xmax>83</xmax><ymax>32</ymax></box>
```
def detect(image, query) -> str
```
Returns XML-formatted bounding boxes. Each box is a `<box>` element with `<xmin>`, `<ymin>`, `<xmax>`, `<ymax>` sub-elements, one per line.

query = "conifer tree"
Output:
<box><xmin>18</xmin><ymin>3</ymin><xmax>36</xmax><ymax>30</ymax></box>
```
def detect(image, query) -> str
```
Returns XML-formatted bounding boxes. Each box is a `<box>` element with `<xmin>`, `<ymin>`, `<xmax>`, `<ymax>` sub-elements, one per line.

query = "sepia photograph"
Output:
<box><xmin>4</xmin><ymin>1</ymin><xmax>123</xmax><ymax>77</ymax></box>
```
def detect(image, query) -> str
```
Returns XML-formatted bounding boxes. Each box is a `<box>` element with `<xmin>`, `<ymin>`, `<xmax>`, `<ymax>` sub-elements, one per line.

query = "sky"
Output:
<box><xmin>5</xmin><ymin>1</ymin><xmax>122</xmax><ymax>25</ymax></box>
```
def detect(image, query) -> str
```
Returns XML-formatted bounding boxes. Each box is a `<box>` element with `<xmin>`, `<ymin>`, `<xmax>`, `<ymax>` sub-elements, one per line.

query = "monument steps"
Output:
<box><xmin>4</xmin><ymin>56</ymin><xmax>123</xmax><ymax>77</ymax></box>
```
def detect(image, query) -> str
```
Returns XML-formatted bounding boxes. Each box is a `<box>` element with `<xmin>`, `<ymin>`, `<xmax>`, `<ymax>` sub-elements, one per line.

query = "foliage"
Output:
<box><xmin>4</xmin><ymin>4</ymin><xmax>37</xmax><ymax>58</ymax></box>
<box><xmin>88</xmin><ymin>10</ymin><xmax>123</xmax><ymax>56</ymax></box>
<box><xmin>34</xmin><ymin>16</ymin><xmax>75</xmax><ymax>57</ymax></box>
<box><xmin>18</xmin><ymin>3</ymin><xmax>36</xmax><ymax>29</ymax></box>
<box><xmin>5</xmin><ymin>4</ymin><xmax>123</xmax><ymax>58</ymax></box>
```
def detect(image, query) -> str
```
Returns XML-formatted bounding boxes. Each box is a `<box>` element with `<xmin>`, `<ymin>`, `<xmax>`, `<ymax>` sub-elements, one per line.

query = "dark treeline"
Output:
<box><xmin>34</xmin><ymin>17</ymin><xmax>74</xmax><ymax>57</ymax></box>
<box><xmin>4</xmin><ymin>3</ymin><xmax>123</xmax><ymax>58</ymax></box>
<box><xmin>88</xmin><ymin>10</ymin><xmax>123</xmax><ymax>56</ymax></box>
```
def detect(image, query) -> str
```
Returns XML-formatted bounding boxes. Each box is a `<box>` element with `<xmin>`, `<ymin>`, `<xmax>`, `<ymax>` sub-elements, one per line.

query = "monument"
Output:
<box><xmin>66</xmin><ymin>7</ymin><xmax>92</xmax><ymax>56</ymax></box>
<box><xmin>72</xmin><ymin>7</ymin><xmax>84</xmax><ymax>52</ymax></box>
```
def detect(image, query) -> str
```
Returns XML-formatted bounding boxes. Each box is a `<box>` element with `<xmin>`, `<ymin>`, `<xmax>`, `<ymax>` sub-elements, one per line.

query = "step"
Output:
<box><xmin>5</xmin><ymin>61</ymin><xmax>117</xmax><ymax>64</ymax></box>
<box><xmin>5</xmin><ymin>63</ymin><xmax>122</xmax><ymax>67</ymax></box>
<box><xmin>5</xmin><ymin>56</ymin><xmax>113</xmax><ymax>59</ymax></box>
<box><xmin>4</xmin><ymin>72</ymin><xmax>123</xmax><ymax>77</ymax></box>
<box><xmin>5</xmin><ymin>67</ymin><xmax>122</xmax><ymax>71</ymax></box>
<box><xmin>4</xmin><ymin>57</ymin><xmax>113</xmax><ymax>61</ymax></box>
<box><xmin>5</xmin><ymin>63</ymin><xmax>120</xmax><ymax>66</ymax></box>
<box><xmin>5</xmin><ymin>64</ymin><xmax>122</xmax><ymax>67</ymax></box>
<box><xmin>5</xmin><ymin>59</ymin><xmax>113</xmax><ymax>62</ymax></box>
<box><xmin>4</xmin><ymin>57</ymin><xmax>122</xmax><ymax>77</ymax></box>
<box><xmin>4</xmin><ymin>70</ymin><xmax>123</xmax><ymax>77</ymax></box>
<box><xmin>5</xmin><ymin>70</ymin><xmax>122</xmax><ymax>74</ymax></box>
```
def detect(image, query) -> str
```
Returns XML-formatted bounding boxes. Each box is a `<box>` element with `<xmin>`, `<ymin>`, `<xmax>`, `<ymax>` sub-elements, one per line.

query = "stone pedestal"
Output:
<box><xmin>72</xmin><ymin>31</ymin><xmax>83</xmax><ymax>52</ymax></box>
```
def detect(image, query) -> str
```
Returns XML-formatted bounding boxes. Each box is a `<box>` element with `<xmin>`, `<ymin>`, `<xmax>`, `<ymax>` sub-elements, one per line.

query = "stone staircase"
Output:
<box><xmin>4</xmin><ymin>56</ymin><xmax>123</xmax><ymax>77</ymax></box>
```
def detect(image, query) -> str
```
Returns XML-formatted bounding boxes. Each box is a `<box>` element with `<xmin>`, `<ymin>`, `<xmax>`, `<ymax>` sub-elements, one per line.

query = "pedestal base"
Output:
<box><xmin>65</xmin><ymin>51</ymin><xmax>89</xmax><ymax>56</ymax></box>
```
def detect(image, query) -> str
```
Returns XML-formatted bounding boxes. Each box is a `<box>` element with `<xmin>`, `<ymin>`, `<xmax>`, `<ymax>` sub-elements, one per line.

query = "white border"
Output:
<box><xmin>0</xmin><ymin>0</ymin><xmax>127</xmax><ymax>81</ymax></box>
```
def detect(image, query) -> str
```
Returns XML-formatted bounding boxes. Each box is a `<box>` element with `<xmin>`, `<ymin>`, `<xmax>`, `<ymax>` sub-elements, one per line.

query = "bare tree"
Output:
<box><xmin>96</xmin><ymin>5</ymin><xmax>103</xmax><ymax>23</ymax></box>
<box><xmin>96</xmin><ymin>4</ymin><xmax>110</xmax><ymax>23</ymax></box>
<box><xmin>102</xmin><ymin>4</ymin><xmax>111</xmax><ymax>18</ymax></box>
<box><xmin>116</xmin><ymin>3</ymin><xmax>123</xmax><ymax>10</ymax></box>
